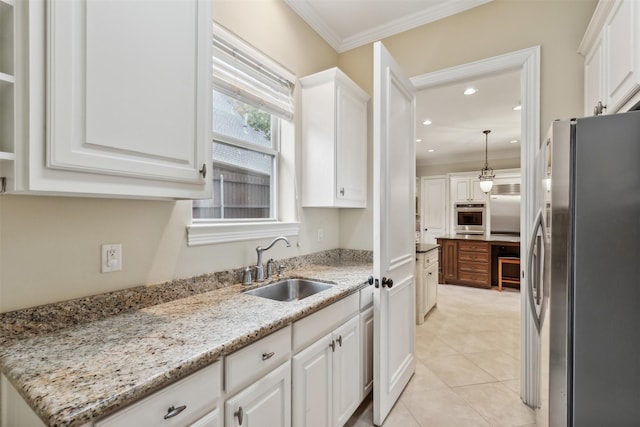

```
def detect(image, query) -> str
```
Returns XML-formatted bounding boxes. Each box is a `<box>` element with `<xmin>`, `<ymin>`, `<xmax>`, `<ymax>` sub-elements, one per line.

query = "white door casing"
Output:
<box><xmin>411</xmin><ymin>46</ymin><xmax>540</xmax><ymax>407</ymax></box>
<box><xmin>372</xmin><ymin>41</ymin><xmax>416</xmax><ymax>426</ymax></box>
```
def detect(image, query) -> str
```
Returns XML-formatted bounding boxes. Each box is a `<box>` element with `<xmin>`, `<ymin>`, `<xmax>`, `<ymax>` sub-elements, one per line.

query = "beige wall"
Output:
<box><xmin>417</xmin><ymin>156</ymin><xmax>521</xmax><ymax>177</ymax></box>
<box><xmin>0</xmin><ymin>0</ymin><xmax>597</xmax><ymax>312</ymax></box>
<box><xmin>0</xmin><ymin>0</ymin><xmax>340</xmax><ymax>313</ymax></box>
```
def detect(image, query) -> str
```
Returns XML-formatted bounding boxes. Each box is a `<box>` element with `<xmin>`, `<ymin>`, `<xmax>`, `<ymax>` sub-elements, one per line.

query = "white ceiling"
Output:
<box><xmin>285</xmin><ymin>0</ymin><xmax>520</xmax><ymax>167</ymax></box>
<box><xmin>415</xmin><ymin>70</ymin><xmax>521</xmax><ymax>166</ymax></box>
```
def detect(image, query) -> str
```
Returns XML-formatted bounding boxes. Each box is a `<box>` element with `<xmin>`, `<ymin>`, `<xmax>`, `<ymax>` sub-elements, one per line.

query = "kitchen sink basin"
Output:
<box><xmin>244</xmin><ymin>279</ymin><xmax>334</xmax><ymax>302</ymax></box>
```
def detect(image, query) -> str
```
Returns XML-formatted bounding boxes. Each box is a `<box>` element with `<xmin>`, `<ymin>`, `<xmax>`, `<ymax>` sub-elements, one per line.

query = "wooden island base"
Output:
<box><xmin>436</xmin><ymin>235</ymin><xmax>520</xmax><ymax>289</ymax></box>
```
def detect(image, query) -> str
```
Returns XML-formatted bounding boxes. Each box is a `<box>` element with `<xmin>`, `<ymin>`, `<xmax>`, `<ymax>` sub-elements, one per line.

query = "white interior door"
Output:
<box><xmin>421</xmin><ymin>176</ymin><xmax>447</xmax><ymax>243</ymax></box>
<box><xmin>372</xmin><ymin>41</ymin><xmax>416</xmax><ymax>425</ymax></box>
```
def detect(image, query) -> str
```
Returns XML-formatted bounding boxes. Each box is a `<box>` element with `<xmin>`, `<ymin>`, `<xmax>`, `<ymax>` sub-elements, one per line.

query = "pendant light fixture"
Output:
<box><xmin>479</xmin><ymin>129</ymin><xmax>495</xmax><ymax>193</ymax></box>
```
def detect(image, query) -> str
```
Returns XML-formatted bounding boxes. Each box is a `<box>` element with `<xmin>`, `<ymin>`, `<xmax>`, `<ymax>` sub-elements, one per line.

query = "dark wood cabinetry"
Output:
<box><xmin>436</xmin><ymin>237</ymin><xmax>519</xmax><ymax>289</ymax></box>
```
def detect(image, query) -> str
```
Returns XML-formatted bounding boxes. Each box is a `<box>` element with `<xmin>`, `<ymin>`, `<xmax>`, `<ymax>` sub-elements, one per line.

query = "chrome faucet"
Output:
<box><xmin>255</xmin><ymin>236</ymin><xmax>291</xmax><ymax>282</ymax></box>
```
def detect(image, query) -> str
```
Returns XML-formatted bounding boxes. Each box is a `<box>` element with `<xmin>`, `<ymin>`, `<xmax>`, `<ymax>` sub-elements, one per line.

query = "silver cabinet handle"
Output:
<box><xmin>262</xmin><ymin>351</ymin><xmax>275</xmax><ymax>360</ymax></box>
<box><xmin>199</xmin><ymin>163</ymin><xmax>207</xmax><ymax>178</ymax></box>
<box><xmin>164</xmin><ymin>405</ymin><xmax>187</xmax><ymax>420</ymax></box>
<box><xmin>340</xmin><ymin>187</ymin><xmax>345</xmax><ymax>196</ymax></box>
<box><xmin>234</xmin><ymin>406</ymin><xmax>244</xmax><ymax>425</ymax></box>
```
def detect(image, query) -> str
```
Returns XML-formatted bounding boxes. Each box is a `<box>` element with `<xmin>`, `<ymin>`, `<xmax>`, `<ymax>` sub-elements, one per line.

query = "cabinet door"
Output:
<box><xmin>452</xmin><ymin>179</ymin><xmax>470</xmax><ymax>202</ymax></box>
<box><xmin>336</xmin><ymin>84</ymin><xmax>367</xmax><ymax>207</ymax></box>
<box><xmin>584</xmin><ymin>37</ymin><xmax>604</xmax><ymax>117</ymax></box>
<box><xmin>360</xmin><ymin>307</ymin><xmax>374</xmax><ymax>398</ymax></box>
<box><xmin>604</xmin><ymin>0</ymin><xmax>639</xmax><ymax>112</ymax></box>
<box><xmin>442</xmin><ymin>240</ymin><xmax>458</xmax><ymax>282</ymax></box>
<box><xmin>190</xmin><ymin>408</ymin><xmax>220</xmax><ymax>427</ymax></box>
<box><xmin>226</xmin><ymin>361</ymin><xmax>291</xmax><ymax>427</ymax></box>
<box><xmin>470</xmin><ymin>179</ymin><xmax>486</xmax><ymax>201</ymax></box>
<box><xmin>426</xmin><ymin>261</ymin><xmax>438</xmax><ymax>312</ymax></box>
<box><xmin>332</xmin><ymin>315</ymin><xmax>361</xmax><ymax>427</ymax></box>
<box><xmin>292</xmin><ymin>332</ymin><xmax>333</xmax><ymax>427</ymax></box>
<box><xmin>46</xmin><ymin>0</ymin><xmax>210</xmax><ymax>197</ymax></box>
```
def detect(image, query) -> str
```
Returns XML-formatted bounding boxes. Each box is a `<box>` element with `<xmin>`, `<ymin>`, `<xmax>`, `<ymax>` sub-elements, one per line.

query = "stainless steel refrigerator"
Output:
<box><xmin>528</xmin><ymin>110</ymin><xmax>640</xmax><ymax>426</ymax></box>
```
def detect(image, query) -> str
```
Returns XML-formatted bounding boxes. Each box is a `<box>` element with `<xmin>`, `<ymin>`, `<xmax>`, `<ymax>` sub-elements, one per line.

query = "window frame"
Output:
<box><xmin>187</xmin><ymin>24</ymin><xmax>299</xmax><ymax>246</ymax></box>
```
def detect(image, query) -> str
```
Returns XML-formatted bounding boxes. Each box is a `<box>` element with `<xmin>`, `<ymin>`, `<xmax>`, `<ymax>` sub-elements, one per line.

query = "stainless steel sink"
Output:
<box><xmin>244</xmin><ymin>279</ymin><xmax>334</xmax><ymax>302</ymax></box>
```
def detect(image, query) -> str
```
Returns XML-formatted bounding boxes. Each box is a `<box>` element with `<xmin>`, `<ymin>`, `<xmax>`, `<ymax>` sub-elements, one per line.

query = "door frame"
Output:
<box><xmin>410</xmin><ymin>46</ymin><xmax>541</xmax><ymax>406</ymax></box>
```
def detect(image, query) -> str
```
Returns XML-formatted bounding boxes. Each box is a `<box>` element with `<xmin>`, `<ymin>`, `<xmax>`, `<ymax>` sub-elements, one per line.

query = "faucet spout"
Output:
<box><xmin>255</xmin><ymin>236</ymin><xmax>291</xmax><ymax>282</ymax></box>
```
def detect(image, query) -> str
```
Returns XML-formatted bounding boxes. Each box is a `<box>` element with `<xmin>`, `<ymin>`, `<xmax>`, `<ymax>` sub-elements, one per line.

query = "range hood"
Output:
<box><xmin>490</xmin><ymin>183</ymin><xmax>520</xmax><ymax>196</ymax></box>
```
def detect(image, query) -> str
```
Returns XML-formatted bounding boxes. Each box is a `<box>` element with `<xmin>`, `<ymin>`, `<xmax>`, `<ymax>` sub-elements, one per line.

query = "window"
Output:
<box><xmin>188</xmin><ymin>24</ymin><xmax>299</xmax><ymax>245</ymax></box>
<box><xmin>192</xmin><ymin>92</ymin><xmax>278</xmax><ymax>220</ymax></box>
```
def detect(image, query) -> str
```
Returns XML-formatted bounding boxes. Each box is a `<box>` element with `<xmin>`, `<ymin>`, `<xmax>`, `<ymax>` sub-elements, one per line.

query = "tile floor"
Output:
<box><xmin>346</xmin><ymin>283</ymin><xmax>536</xmax><ymax>427</ymax></box>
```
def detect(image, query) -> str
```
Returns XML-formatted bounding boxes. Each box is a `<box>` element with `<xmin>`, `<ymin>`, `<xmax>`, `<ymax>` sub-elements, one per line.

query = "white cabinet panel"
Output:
<box><xmin>332</xmin><ymin>315</ymin><xmax>361</xmax><ymax>427</ymax></box>
<box><xmin>360</xmin><ymin>306</ymin><xmax>374</xmax><ymax>398</ymax></box>
<box><xmin>95</xmin><ymin>362</ymin><xmax>221</xmax><ymax>427</ymax></box>
<box><xmin>292</xmin><ymin>332</ymin><xmax>333</xmax><ymax>427</ymax></box>
<box><xmin>421</xmin><ymin>176</ymin><xmax>447</xmax><ymax>243</ymax></box>
<box><xmin>47</xmin><ymin>0</ymin><xmax>208</xmax><ymax>184</ymax></box>
<box><xmin>301</xmin><ymin>67</ymin><xmax>369</xmax><ymax>208</ymax></box>
<box><xmin>584</xmin><ymin>37</ymin><xmax>604</xmax><ymax>117</ymax></box>
<box><xmin>225</xmin><ymin>361</ymin><xmax>291</xmax><ymax>427</ymax></box>
<box><xmin>8</xmin><ymin>0</ymin><xmax>211</xmax><ymax>198</ymax></box>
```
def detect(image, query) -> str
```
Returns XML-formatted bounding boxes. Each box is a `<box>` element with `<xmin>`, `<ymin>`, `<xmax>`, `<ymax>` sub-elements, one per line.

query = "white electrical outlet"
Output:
<box><xmin>101</xmin><ymin>244</ymin><xmax>122</xmax><ymax>273</ymax></box>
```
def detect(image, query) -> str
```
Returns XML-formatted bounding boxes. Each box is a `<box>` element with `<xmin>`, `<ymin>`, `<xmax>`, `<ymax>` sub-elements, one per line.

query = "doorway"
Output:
<box><xmin>410</xmin><ymin>46</ymin><xmax>540</xmax><ymax>407</ymax></box>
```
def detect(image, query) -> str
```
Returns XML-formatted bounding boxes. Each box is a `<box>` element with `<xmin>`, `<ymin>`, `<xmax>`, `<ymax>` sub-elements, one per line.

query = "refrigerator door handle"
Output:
<box><xmin>527</xmin><ymin>209</ymin><xmax>545</xmax><ymax>333</ymax></box>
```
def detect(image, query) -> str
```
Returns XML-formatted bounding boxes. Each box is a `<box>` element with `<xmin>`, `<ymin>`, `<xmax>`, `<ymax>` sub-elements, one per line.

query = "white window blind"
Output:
<box><xmin>212</xmin><ymin>25</ymin><xmax>295</xmax><ymax>121</ymax></box>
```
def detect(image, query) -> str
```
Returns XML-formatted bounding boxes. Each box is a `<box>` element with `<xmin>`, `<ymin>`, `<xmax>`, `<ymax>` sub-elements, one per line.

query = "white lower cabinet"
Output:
<box><xmin>95</xmin><ymin>361</ymin><xmax>222</xmax><ymax>427</ymax></box>
<box><xmin>292</xmin><ymin>315</ymin><xmax>360</xmax><ymax>427</ymax></box>
<box><xmin>225</xmin><ymin>361</ymin><xmax>291</xmax><ymax>427</ymax></box>
<box><xmin>190</xmin><ymin>408</ymin><xmax>220</xmax><ymax>427</ymax></box>
<box><xmin>416</xmin><ymin>248</ymin><xmax>438</xmax><ymax>324</ymax></box>
<box><xmin>360</xmin><ymin>305</ymin><xmax>374</xmax><ymax>398</ymax></box>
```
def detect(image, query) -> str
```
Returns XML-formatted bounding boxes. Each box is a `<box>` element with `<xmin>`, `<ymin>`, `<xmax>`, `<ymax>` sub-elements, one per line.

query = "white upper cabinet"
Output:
<box><xmin>451</xmin><ymin>176</ymin><xmax>485</xmax><ymax>203</ymax></box>
<box><xmin>301</xmin><ymin>67</ymin><xmax>369</xmax><ymax>208</ymax></box>
<box><xmin>3</xmin><ymin>0</ymin><xmax>212</xmax><ymax>199</ymax></box>
<box><xmin>580</xmin><ymin>0</ymin><xmax>640</xmax><ymax>116</ymax></box>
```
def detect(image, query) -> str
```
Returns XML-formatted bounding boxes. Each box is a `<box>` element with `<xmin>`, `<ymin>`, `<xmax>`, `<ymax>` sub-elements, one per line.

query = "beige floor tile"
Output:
<box><xmin>501</xmin><ymin>378</ymin><xmax>521</xmax><ymax>394</ymax></box>
<box><xmin>379</xmin><ymin>400</ymin><xmax>420</xmax><ymax>427</ymax></box>
<box><xmin>437</xmin><ymin>331</ymin><xmax>499</xmax><ymax>354</ymax></box>
<box><xmin>403</xmin><ymin>360</ymin><xmax>449</xmax><ymax>394</ymax></box>
<box><xmin>401</xmin><ymin>387</ymin><xmax>491</xmax><ymax>427</ymax></box>
<box><xmin>453</xmin><ymin>381</ymin><xmax>535</xmax><ymax>427</ymax></box>
<box><xmin>415</xmin><ymin>335</ymin><xmax>458</xmax><ymax>360</ymax></box>
<box><xmin>422</xmin><ymin>354</ymin><xmax>496</xmax><ymax>387</ymax></box>
<box><xmin>465</xmin><ymin>350</ymin><xmax>520</xmax><ymax>381</ymax></box>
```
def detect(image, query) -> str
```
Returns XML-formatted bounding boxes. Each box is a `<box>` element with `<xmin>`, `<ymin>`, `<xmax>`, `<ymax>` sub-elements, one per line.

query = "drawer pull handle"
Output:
<box><xmin>164</xmin><ymin>405</ymin><xmax>187</xmax><ymax>420</ymax></box>
<box><xmin>235</xmin><ymin>406</ymin><xmax>244</xmax><ymax>425</ymax></box>
<box><xmin>262</xmin><ymin>351</ymin><xmax>275</xmax><ymax>360</ymax></box>
<box><xmin>336</xmin><ymin>336</ymin><xmax>343</xmax><ymax>347</ymax></box>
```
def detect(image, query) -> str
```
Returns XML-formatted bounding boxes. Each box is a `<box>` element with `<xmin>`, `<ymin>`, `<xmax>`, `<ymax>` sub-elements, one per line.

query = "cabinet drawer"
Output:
<box><xmin>458</xmin><ymin>261</ymin><xmax>489</xmax><ymax>273</ymax></box>
<box><xmin>423</xmin><ymin>249</ymin><xmax>438</xmax><ymax>267</ymax></box>
<box><xmin>360</xmin><ymin>285</ymin><xmax>374</xmax><ymax>309</ymax></box>
<box><xmin>225</xmin><ymin>326</ymin><xmax>291</xmax><ymax>394</ymax></box>
<box><xmin>457</xmin><ymin>241</ymin><xmax>489</xmax><ymax>252</ymax></box>
<box><xmin>458</xmin><ymin>271</ymin><xmax>489</xmax><ymax>285</ymax></box>
<box><xmin>293</xmin><ymin>292</ymin><xmax>359</xmax><ymax>353</ymax></box>
<box><xmin>95</xmin><ymin>362</ymin><xmax>221</xmax><ymax>427</ymax></box>
<box><xmin>458</xmin><ymin>251</ymin><xmax>489</xmax><ymax>263</ymax></box>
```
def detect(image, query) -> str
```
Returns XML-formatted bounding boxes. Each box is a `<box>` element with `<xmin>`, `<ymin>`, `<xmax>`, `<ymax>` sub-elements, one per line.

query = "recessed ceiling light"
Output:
<box><xmin>513</xmin><ymin>104</ymin><xmax>522</xmax><ymax>111</ymax></box>
<box><xmin>427</xmin><ymin>149</ymin><xmax>435</xmax><ymax>153</ymax></box>
<box><xmin>510</xmin><ymin>139</ymin><xmax>519</xmax><ymax>144</ymax></box>
<box><xmin>422</xmin><ymin>119</ymin><xmax>432</xmax><ymax>126</ymax></box>
<box><xmin>415</xmin><ymin>138</ymin><xmax>422</xmax><ymax>143</ymax></box>
<box><xmin>463</xmin><ymin>87</ymin><xmax>477</xmax><ymax>95</ymax></box>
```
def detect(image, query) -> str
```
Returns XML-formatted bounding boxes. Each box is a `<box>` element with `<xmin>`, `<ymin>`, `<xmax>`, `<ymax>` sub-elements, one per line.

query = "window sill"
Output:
<box><xmin>187</xmin><ymin>221</ymin><xmax>300</xmax><ymax>246</ymax></box>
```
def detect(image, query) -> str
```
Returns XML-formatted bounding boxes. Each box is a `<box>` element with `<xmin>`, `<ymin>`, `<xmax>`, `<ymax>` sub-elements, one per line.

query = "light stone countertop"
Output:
<box><xmin>0</xmin><ymin>261</ymin><xmax>372</xmax><ymax>427</ymax></box>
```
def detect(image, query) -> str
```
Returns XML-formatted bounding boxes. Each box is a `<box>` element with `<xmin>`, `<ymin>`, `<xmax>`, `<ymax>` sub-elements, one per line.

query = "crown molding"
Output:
<box><xmin>285</xmin><ymin>0</ymin><xmax>492</xmax><ymax>54</ymax></box>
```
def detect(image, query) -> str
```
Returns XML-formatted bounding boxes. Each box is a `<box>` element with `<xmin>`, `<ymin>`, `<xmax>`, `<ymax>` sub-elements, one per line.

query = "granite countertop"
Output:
<box><xmin>436</xmin><ymin>234</ymin><xmax>521</xmax><ymax>243</ymax></box>
<box><xmin>0</xmin><ymin>260</ymin><xmax>372</xmax><ymax>427</ymax></box>
<box><xmin>415</xmin><ymin>243</ymin><xmax>439</xmax><ymax>253</ymax></box>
